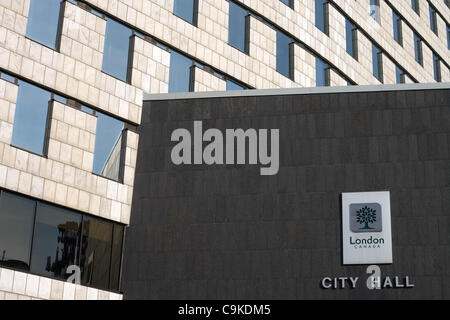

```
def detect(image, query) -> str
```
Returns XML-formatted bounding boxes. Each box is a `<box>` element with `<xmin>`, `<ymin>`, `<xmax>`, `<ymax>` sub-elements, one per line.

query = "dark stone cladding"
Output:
<box><xmin>121</xmin><ymin>88</ymin><xmax>450</xmax><ymax>299</ymax></box>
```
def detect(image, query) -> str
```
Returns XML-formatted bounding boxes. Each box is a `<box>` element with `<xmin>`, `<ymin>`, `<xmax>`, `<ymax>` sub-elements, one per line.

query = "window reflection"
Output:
<box><xmin>92</xmin><ymin>111</ymin><xmax>125</xmax><ymax>181</ymax></box>
<box><xmin>173</xmin><ymin>0</ymin><xmax>196</xmax><ymax>24</ymax></box>
<box><xmin>226</xmin><ymin>80</ymin><xmax>245</xmax><ymax>91</ymax></box>
<box><xmin>316</xmin><ymin>57</ymin><xmax>328</xmax><ymax>87</ymax></box>
<box><xmin>169</xmin><ymin>51</ymin><xmax>193</xmax><ymax>93</ymax></box>
<box><xmin>0</xmin><ymin>192</ymin><xmax>35</xmax><ymax>271</ymax></box>
<box><xmin>80</xmin><ymin>216</ymin><xmax>113</xmax><ymax>290</ymax></box>
<box><xmin>0</xmin><ymin>190</ymin><xmax>125</xmax><ymax>292</ymax></box>
<box><xmin>228</xmin><ymin>1</ymin><xmax>248</xmax><ymax>53</ymax></box>
<box><xmin>102</xmin><ymin>18</ymin><xmax>133</xmax><ymax>82</ymax></box>
<box><xmin>12</xmin><ymin>80</ymin><xmax>51</xmax><ymax>155</ymax></box>
<box><xmin>110</xmin><ymin>225</ymin><xmax>124</xmax><ymax>292</ymax></box>
<box><xmin>276</xmin><ymin>31</ymin><xmax>291</xmax><ymax>78</ymax></box>
<box><xmin>30</xmin><ymin>203</ymin><xmax>82</xmax><ymax>280</ymax></box>
<box><xmin>26</xmin><ymin>0</ymin><xmax>61</xmax><ymax>49</ymax></box>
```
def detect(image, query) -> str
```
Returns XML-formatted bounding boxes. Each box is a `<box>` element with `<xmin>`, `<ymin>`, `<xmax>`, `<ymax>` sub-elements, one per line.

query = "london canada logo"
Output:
<box><xmin>349</xmin><ymin>203</ymin><xmax>384</xmax><ymax>249</ymax></box>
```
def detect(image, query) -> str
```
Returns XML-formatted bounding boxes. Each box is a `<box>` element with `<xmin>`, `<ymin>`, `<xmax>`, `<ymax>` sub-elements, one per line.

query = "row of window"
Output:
<box><xmin>0</xmin><ymin>71</ymin><xmax>126</xmax><ymax>183</ymax></box>
<box><xmin>0</xmin><ymin>190</ymin><xmax>124</xmax><ymax>292</ymax></box>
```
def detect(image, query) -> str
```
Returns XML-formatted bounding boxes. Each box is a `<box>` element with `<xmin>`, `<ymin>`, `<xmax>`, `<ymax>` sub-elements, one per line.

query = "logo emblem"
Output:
<box><xmin>349</xmin><ymin>203</ymin><xmax>382</xmax><ymax>233</ymax></box>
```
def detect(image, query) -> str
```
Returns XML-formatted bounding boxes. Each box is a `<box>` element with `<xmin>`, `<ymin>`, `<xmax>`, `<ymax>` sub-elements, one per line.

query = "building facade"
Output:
<box><xmin>123</xmin><ymin>84</ymin><xmax>450</xmax><ymax>300</ymax></box>
<box><xmin>0</xmin><ymin>0</ymin><xmax>448</xmax><ymax>300</ymax></box>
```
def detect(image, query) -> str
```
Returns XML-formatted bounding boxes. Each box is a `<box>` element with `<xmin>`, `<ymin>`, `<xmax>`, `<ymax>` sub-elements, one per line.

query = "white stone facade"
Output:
<box><xmin>0</xmin><ymin>0</ymin><xmax>448</xmax><ymax>300</ymax></box>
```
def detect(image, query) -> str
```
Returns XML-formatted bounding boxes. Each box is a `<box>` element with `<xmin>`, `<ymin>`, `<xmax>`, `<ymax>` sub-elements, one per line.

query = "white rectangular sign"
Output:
<box><xmin>342</xmin><ymin>191</ymin><xmax>393</xmax><ymax>265</ymax></box>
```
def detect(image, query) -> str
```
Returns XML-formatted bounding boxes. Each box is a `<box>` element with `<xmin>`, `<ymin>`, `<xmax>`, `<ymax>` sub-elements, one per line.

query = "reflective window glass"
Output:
<box><xmin>102</xmin><ymin>18</ymin><xmax>132</xmax><ymax>82</ymax></box>
<box><xmin>433</xmin><ymin>53</ymin><xmax>441</xmax><ymax>82</ymax></box>
<box><xmin>372</xmin><ymin>43</ymin><xmax>383</xmax><ymax>82</ymax></box>
<box><xmin>12</xmin><ymin>80</ymin><xmax>50</xmax><ymax>155</ymax></box>
<box><xmin>173</xmin><ymin>0</ymin><xmax>196</xmax><ymax>24</ymax></box>
<box><xmin>26</xmin><ymin>0</ymin><xmax>61</xmax><ymax>49</ymax></box>
<box><xmin>93</xmin><ymin>112</ymin><xmax>125</xmax><ymax>181</ymax></box>
<box><xmin>315</xmin><ymin>0</ymin><xmax>327</xmax><ymax>33</ymax></box>
<box><xmin>80</xmin><ymin>216</ymin><xmax>113</xmax><ymax>290</ymax></box>
<box><xmin>393</xmin><ymin>11</ymin><xmax>402</xmax><ymax>45</ymax></box>
<box><xmin>110</xmin><ymin>225</ymin><xmax>124</xmax><ymax>292</ymax></box>
<box><xmin>395</xmin><ymin>65</ymin><xmax>405</xmax><ymax>84</ymax></box>
<box><xmin>276</xmin><ymin>31</ymin><xmax>291</xmax><ymax>78</ymax></box>
<box><xmin>316</xmin><ymin>57</ymin><xmax>328</xmax><ymax>87</ymax></box>
<box><xmin>169</xmin><ymin>51</ymin><xmax>193</xmax><ymax>93</ymax></box>
<box><xmin>346</xmin><ymin>19</ymin><xmax>357</xmax><ymax>58</ymax></box>
<box><xmin>0</xmin><ymin>192</ymin><xmax>35</xmax><ymax>271</ymax></box>
<box><xmin>414</xmin><ymin>33</ymin><xmax>423</xmax><ymax>65</ymax></box>
<box><xmin>228</xmin><ymin>1</ymin><xmax>247</xmax><ymax>52</ymax></box>
<box><xmin>30</xmin><ymin>203</ymin><xmax>82</xmax><ymax>280</ymax></box>
<box><xmin>226</xmin><ymin>80</ymin><xmax>245</xmax><ymax>91</ymax></box>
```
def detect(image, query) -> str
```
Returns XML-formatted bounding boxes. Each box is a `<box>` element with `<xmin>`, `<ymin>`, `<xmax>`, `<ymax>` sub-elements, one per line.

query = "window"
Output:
<box><xmin>372</xmin><ymin>43</ymin><xmax>383</xmax><ymax>83</ymax></box>
<box><xmin>315</xmin><ymin>0</ymin><xmax>329</xmax><ymax>34</ymax></box>
<box><xmin>110</xmin><ymin>225</ymin><xmax>124</xmax><ymax>292</ymax></box>
<box><xmin>447</xmin><ymin>25</ymin><xmax>450</xmax><ymax>49</ymax></box>
<box><xmin>30</xmin><ymin>203</ymin><xmax>82</xmax><ymax>280</ymax></box>
<box><xmin>228</xmin><ymin>1</ymin><xmax>248</xmax><ymax>53</ymax></box>
<box><xmin>370</xmin><ymin>0</ymin><xmax>381</xmax><ymax>22</ymax></box>
<box><xmin>226</xmin><ymin>80</ymin><xmax>246</xmax><ymax>91</ymax></box>
<box><xmin>280</xmin><ymin>0</ymin><xmax>293</xmax><ymax>8</ymax></box>
<box><xmin>173</xmin><ymin>0</ymin><xmax>197</xmax><ymax>25</ymax></box>
<box><xmin>81</xmin><ymin>106</ymin><xmax>125</xmax><ymax>182</ymax></box>
<box><xmin>395</xmin><ymin>65</ymin><xmax>405</xmax><ymax>84</ymax></box>
<box><xmin>393</xmin><ymin>11</ymin><xmax>403</xmax><ymax>46</ymax></box>
<box><xmin>316</xmin><ymin>57</ymin><xmax>329</xmax><ymax>87</ymax></box>
<box><xmin>0</xmin><ymin>192</ymin><xmax>35</xmax><ymax>271</ymax></box>
<box><xmin>26</xmin><ymin>0</ymin><xmax>61</xmax><ymax>49</ymax></box>
<box><xmin>169</xmin><ymin>50</ymin><xmax>193</xmax><ymax>93</ymax></box>
<box><xmin>276</xmin><ymin>31</ymin><xmax>292</xmax><ymax>78</ymax></box>
<box><xmin>12</xmin><ymin>80</ymin><xmax>51</xmax><ymax>155</ymax></box>
<box><xmin>411</xmin><ymin>0</ymin><xmax>420</xmax><ymax>15</ymax></box>
<box><xmin>0</xmin><ymin>190</ymin><xmax>125</xmax><ymax>292</ymax></box>
<box><xmin>414</xmin><ymin>33</ymin><xmax>423</xmax><ymax>65</ymax></box>
<box><xmin>345</xmin><ymin>19</ymin><xmax>358</xmax><ymax>59</ymax></box>
<box><xmin>429</xmin><ymin>4</ymin><xmax>438</xmax><ymax>35</ymax></box>
<box><xmin>102</xmin><ymin>17</ymin><xmax>133</xmax><ymax>82</ymax></box>
<box><xmin>433</xmin><ymin>53</ymin><xmax>441</xmax><ymax>82</ymax></box>
<box><xmin>80</xmin><ymin>216</ymin><xmax>113</xmax><ymax>291</ymax></box>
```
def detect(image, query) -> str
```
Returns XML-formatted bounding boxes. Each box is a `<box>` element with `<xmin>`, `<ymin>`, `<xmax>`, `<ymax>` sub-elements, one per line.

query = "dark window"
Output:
<box><xmin>0</xmin><ymin>189</ymin><xmax>125</xmax><ymax>292</ymax></box>
<box><xmin>173</xmin><ymin>0</ymin><xmax>197</xmax><ymax>25</ymax></box>
<box><xmin>110</xmin><ymin>225</ymin><xmax>124</xmax><ymax>292</ymax></box>
<box><xmin>169</xmin><ymin>50</ymin><xmax>193</xmax><ymax>92</ymax></box>
<box><xmin>372</xmin><ymin>43</ymin><xmax>383</xmax><ymax>83</ymax></box>
<box><xmin>102</xmin><ymin>17</ymin><xmax>133</xmax><ymax>82</ymax></box>
<box><xmin>429</xmin><ymin>4</ymin><xmax>438</xmax><ymax>35</ymax></box>
<box><xmin>80</xmin><ymin>216</ymin><xmax>113</xmax><ymax>291</ymax></box>
<box><xmin>315</xmin><ymin>0</ymin><xmax>329</xmax><ymax>34</ymax></box>
<box><xmin>276</xmin><ymin>31</ymin><xmax>292</xmax><ymax>78</ymax></box>
<box><xmin>228</xmin><ymin>1</ymin><xmax>248</xmax><ymax>53</ymax></box>
<box><xmin>316</xmin><ymin>57</ymin><xmax>328</xmax><ymax>87</ymax></box>
<box><xmin>411</xmin><ymin>0</ymin><xmax>420</xmax><ymax>14</ymax></box>
<box><xmin>12</xmin><ymin>80</ymin><xmax>51</xmax><ymax>155</ymax></box>
<box><xmin>0</xmin><ymin>192</ymin><xmax>35</xmax><ymax>271</ymax></box>
<box><xmin>433</xmin><ymin>53</ymin><xmax>441</xmax><ymax>82</ymax></box>
<box><xmin>30</xmin><ymin>203</ymin><xmax>82</xmax><ymax>281</ymax></box>
<box><xmin>414</xmin><ymin>33</ymin><xmax>423</xmax><ymax>65</ymax></box>
<box><xmin>393</xmin><ymin>11</ymin><xmax>403</xmax><ymax>45</ymax></box>
<box><xmin>226</xmin><ymin>80</ymin><xmax>246</xmax><ymax>90</ymax></box>
<box><xmin>26</xmin><ymin>0</ymin><xmax>61</xmax><ymax>49</ymax></box>
<box><xmin>345</xmin><ymin>19</ymin><xmax>357</xmax><ymax>59</ymax></box>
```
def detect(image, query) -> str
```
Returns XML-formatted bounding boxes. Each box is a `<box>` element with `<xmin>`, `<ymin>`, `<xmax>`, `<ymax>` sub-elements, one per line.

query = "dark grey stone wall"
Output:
<box><xmin>121</xmin><ymin>89</ymin><xmax>450</xmax><ymax>299</ymax></box>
